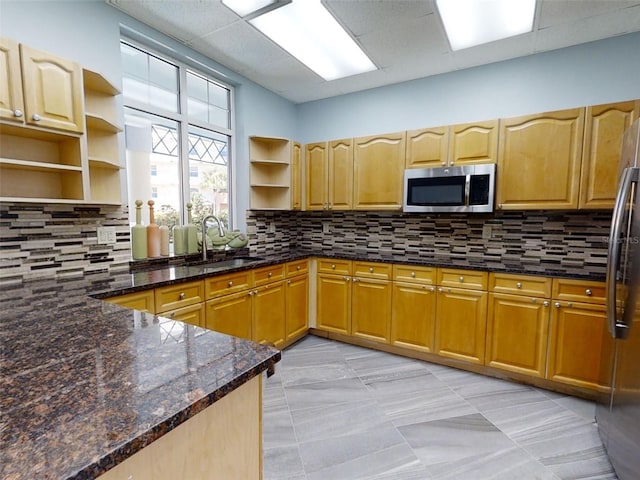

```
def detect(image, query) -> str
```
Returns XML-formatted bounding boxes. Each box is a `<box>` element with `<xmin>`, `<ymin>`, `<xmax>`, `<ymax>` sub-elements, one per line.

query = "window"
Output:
<box><xmin>120</xmin><ymin>40</ymin><xmax>233</xmax><ymax>238</ymax></box>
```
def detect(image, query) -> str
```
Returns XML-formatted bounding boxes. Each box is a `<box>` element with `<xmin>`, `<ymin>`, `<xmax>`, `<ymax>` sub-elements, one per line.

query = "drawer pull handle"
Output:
<box><xmin>543</xmin><ymin>301</ymin><xmax>549</xmax><ymax>307</ymax></box>
<box><xmin>516</xmin><ymin>282</ymin><xmax>522</xmax><ymax>289</ymax></box>
<box><xmin>343</xmin><ymin>276</ymin><xmax>350</xmax><ymax>282</ymax></box>
<box><xmin>459</xmin><ymin>276</ymin><xmax>464</xmax><ymax>282</ymax></box>
<box><xmin>331</xmin><ymin>264</ymin><xmax>336</xmax><ymax>269</ymax></box>
<box><xmin>429</xmin><ymin>287</ymin><xmax>435</xmax><ymax>292</ymax></box>
<box><xmin>32</xmin><ymin>113</ymin><xmax>41</xmax><ymax>121</ymax></box>
<box><xmin>268</xmin><ymin>272</ymin><xmax>272</xmax><ymax>277</ymax></box>
<box><xmin>228</xmin><ymin>281</ymin><xmax>233</xmax><ymax>287</ymax></box>
<box><xmin>410</xmin><ymin>271</ymin><xmax>415</xmax><ymax>278</ymax></box>
<box><xmin>555</xmin><ymin>302</ymin><xmax>561</xmax><ymax>308</ymax></box>
<box><xmin>438</xmin><ymin>287</ymin><xmax>443</xmax><ymax>293</ymax></box>
<box><xmin>585</xmin><ymin>289</ymin><xmax>592</xmax><ymax>296</ymax></box>
<box><xmin>297</xmin><ymin>265</ymin><xmax>301</xmax><ymax>270</ymax></box>
<box><xmin>13</xmin><ymin>109</ymin><xmax>23</xmax><ymax>118</ymax></box>
<box><xmin>369</xmin><ymin>267</ymin><xmax>374</xmax><ymax>273</ymax></box>
<box><xmin>179</xmin><ymin>292</ymin><xmax>185</xmax><ymax>300</ymax></box>
<box><xmin>169</xmin><ymin>312</ymin><xmax>175</xmax><ymax>318</ymax></box>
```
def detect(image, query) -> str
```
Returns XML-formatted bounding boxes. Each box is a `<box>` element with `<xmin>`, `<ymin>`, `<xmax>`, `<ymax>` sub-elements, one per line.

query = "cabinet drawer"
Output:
<box><xmin>160</xmin><ymin>303</ymin><xmax>205</xmax><ymax>327</ymax></box>
<box><xmin>155</xmin><ymin>280</ymin><xmax>204</xmax><ymax>313</ymax></box>
<box><xmin>393</xmin><ymin>264</ymin><xmax>436</xmax><ymax>284</ymax></box>
<box><xmin>254</xmin><ymin>263</ymin><xmax>285</xmax><ymax>286</ymax></box>
<box><xmin>105</xmin><ymin>289</ymin><xmax>155</xmax><ymax>313</ymax></box>
<box><xmin>552</xmin><ymin>278</ymin><xmax>606</xmax><ymax>304</ymax></box>
<box><xmin>205</xmin><ymin>270</ymin><xmax>253</xmax><ymax>299</ymax></box>
<box><xmin>489</xmin><ymin>273</ymin><xmax>551</xmax><ymax>297</ymax></box>
<box><xmin>286</xmin><ymin>259</ymin><xmax>309</xmax><ymax>277</ymax></box>
<box><xmin>317</xmin><ymin>258</ymin><xmax>352</xmax><ymax>275</ymax></box>
<box><xmin>353</xmin><ymin>261</ymin><xmax>392</xmax><ymax>280</ymax></box>
<box><xmin>437</xmin><ymin>268</ymin><xmax>488</xmax><ymax>290</ymax></box>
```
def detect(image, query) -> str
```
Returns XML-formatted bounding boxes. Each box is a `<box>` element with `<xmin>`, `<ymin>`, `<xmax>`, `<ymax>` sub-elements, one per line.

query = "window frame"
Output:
<box><xmin>120</xmin><ymin>36</ymin><xmax>236</xmax><ymax>228</ymax></box>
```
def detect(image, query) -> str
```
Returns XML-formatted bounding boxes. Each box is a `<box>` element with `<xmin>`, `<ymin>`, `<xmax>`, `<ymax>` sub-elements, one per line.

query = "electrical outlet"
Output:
<box><xmin>268</xmin><ymin>222</ymin><xmax>276</xmax><ymax>234</ymax></box>
<box><xmin>482</xmin><ymin>224</ymin><xmax>492</xmax><ymax>240</ymax></box>
<box><xmin>97</xmin><ymin>226</ymin><xmax>116</xmax><ymax>244</ymax></box>
<box><xmin>322</xmin><ymin>222</ymin><xmax>331</xmax><ymax>234</ymax></box>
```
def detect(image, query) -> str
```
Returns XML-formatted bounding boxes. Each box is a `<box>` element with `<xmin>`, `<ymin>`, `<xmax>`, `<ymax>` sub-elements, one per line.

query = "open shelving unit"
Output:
<box><xmin>249</xmin><ymin>136</ymin><xmax>292</xmax><ymax>210</ymax></box>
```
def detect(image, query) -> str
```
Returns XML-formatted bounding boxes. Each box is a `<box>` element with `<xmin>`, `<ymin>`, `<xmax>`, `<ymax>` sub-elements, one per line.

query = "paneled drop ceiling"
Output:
<box><xmin>107</xmin><ymin>0</ymin><xmax>640</xmax><ymax>104</ymax></box>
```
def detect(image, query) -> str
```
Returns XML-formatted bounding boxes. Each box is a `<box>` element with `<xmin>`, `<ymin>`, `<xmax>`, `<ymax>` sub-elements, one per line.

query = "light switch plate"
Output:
<box><xmin>97</xmin><ymin>226</ymin><xmax>116</xmax><ymax>244</ymax></box>
<box><xmin>482</xmin><ymin>224</ymin><xmax>492</xmax><ymax>240</ymax></box>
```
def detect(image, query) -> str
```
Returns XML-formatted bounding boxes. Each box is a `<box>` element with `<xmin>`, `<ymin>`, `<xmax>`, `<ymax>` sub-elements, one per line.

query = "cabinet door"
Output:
<box><xmin>406</xmin><ymin>127</ymin><xmax>448</xmax><ymax>168</ymax></box>
<box><xmin>486</xmin><ymin>293</ymin><xmax>550</xmax><ymax>377</ymax></box>
<box><xmin>353</xmin><ymin>132</ymin><xmax>405</xmax><ymax>210</ymax></box>
<box><xmin>547</xmin><ymin>301</ymin><xmax>613</xmax><ymax>391</ymax></box>
<box><xmin>351</xmin><ymin>277</ymin><xmax>391</xmax><ymax>344</ymax></box>
<box><xmin>580</xmin><ymin>100</ymin><xmax>639</xmax><ymax>209</ymax></box>
<box><xmin>105</xmin><ymin>290</ymin><xmax>155</xmax><ymax>313</ymax></box>
<box><xmin>253</xmin><ymin>281</ymin><xmax>286</xmax><ymax>349</ymax></box>
<box><xmin>449</xmin><ymin>120</ymin><xmax>498</xmax><ymax>166</ymax></box>
<box><xmin>328</xmin><ymin>138</ymin><xmax>353</xmax><ymax>210</ymax></box>
<box><xmin>0</xmin><ymin>37</ymin><xmax>24</xmax><ymax>123</ymax></box>
<box><xmin>391</xmin><ymin>282</ymin><xmax>436</xmax><ymax>353</ymax></box>
<box><xmin>291</xmin><ymin>141</ymin><xmax>302</xmax><ymax>210</ymax></box>
<box><xmin>435</xmin><ymin>287</ymin><xmax>488</xmax><ymax>364</ymax></box>
<box><xmin>317</xmin><ymin>273</ymin><xmax>351</xmax><ymax>334</ymax></box>
<box><xmin>205</xmin><ymin>290</ymin><xmax>252</xmax><ymax>340</ymax></box>
<box><xmin>20</xmin><ymin>44</ymin><xmax>84</xmax><ymax>133</ymax></box>
<box><xmin>305</xmin><ymin>142</ymin><xmax>328</xmax><ymax>210</ymax></box>
<box><xmin>163</xmin><ymin>303</ymin><xmax>205</xmax><ymax>327</ymax></box>
<box><xmin>497</xmin><ymin>108</ymin><xmax>584</xmax><ymax>210</ymax></box>
<box><xmin>286</xmin><ymin>274</ymin><xmax>309</xmax><ymax>342</ymax></box>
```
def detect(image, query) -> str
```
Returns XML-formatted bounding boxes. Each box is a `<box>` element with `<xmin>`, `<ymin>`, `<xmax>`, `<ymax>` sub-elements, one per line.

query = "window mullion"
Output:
<box><xmin>178</xmin><ymin>66</ymin><xmax>191</xmax><ymax>226</ymax></box>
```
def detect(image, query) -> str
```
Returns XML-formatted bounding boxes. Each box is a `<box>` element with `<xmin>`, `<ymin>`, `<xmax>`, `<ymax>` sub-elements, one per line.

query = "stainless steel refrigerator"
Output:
<box><xmin>598</xmin><ymin>118</ymin><xmax>640</xmax><ymax>480</ymax></box>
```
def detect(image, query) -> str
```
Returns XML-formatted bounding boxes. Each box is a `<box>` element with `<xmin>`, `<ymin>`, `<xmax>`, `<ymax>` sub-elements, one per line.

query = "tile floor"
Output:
<box><xmin>262</xmin><ymin>335</ymin><xmax>617</xmax><ymax>480</ymax></box>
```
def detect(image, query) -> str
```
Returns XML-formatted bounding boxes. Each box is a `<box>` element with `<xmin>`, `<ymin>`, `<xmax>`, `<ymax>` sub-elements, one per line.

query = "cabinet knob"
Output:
<box><xmin>343</xmin><ymin>276</ymin><xmax>349</xmax><ymax>281</ymax></box>
<box><xmin>353</xmin><ymin>278</ymin><xmax>359</xmax><ymax>283</ymax></box>
<box><xmin>331</xmin><ymin>264</ymin><xmax>336</xmax><ymax>269</ymax></box>
<box><xmin>13</xmin><ymin>109</ymin><xmax>23</xmax><ymax>118</ymax></box>
<box><xmin>554</xmin><ymin>302</ymin><xmax>561</xmax><ymax>308</ymax></box>
<box><xmin>296</xmin><ymin>265</ymin><xmax>301</xmax><ymax>270</ymax></box>
<box><xmin>268</xmin><ymin>271</ymin><xmax>272</xmax><ymax>277</ymax></box>
<box><xmin>543</xmin><ymin>301</ymin><xmax>549</xmax><ymax>307</ymax></box>
<box><xmin>429</xmin><ymin>286</ymin><xmax>435</xmax><ymax>292</ymax></box>
<box><xmin>329</xmin><ymin>203</ymin><xmax>333</xmax><ymax>209</ymax></box>
<box><xmin>369</xmin><ymin>267</ymin><xmax>374</xmax><ymax>273</ymax></box>
<box><xmin>249</xmin><ymin>290</ymin><xmax>254</xmax><ymax>296</ymax></box>
<box><xmin>410</xmin><ymin>271</ymin><xmax>415</xmax><ymax>278</ymax></box>
<box><xmin>287</xmin><ymin>280</ymin><xmax>291</xmax><ymax>284</ymax></box>
<box><xmin>585</xmin><ymin>289</ymin><xmax>592</xmax><ymax>296</ymax></box>
<box><xmin>179</xmin><ymin>292</ymin><xmax>185</xmax><ymax>300</ymax></box>
<box><xmin>32</xmin><ymin>113</ymin><xmax>41</xmax><ymax>121</ymax></box>
<box><xmin>516</xmin><ymin>282</ymin><xmax>522</xmax><ymax>289</ymax></box>
<box><xmin>441</xmin><ymin>161</ymin><xmax>446</xmax><ymax>166</ymax></box>
<box><xmin>438</xmin><ymin>287</ymin><xmax>444</xmax><ymax>293</ymax></box>
<box><xmin>169</xmin><ymin>312</ymin><xmax>176</xmax><ymax>318</ymax></box>
<box><xmin>459</xmin><ymin>276</ymin><xmax>464</xmax><ymax>282</ymax></box>
<box><xmin>228</xmin><ymin>281</ymin><xmax>233</xmax><ymax>287</ymax></box>
<box><xmin>498</xmin><ymin>204</ymin><xmax>503</xmax><ymax>209</ymax></box>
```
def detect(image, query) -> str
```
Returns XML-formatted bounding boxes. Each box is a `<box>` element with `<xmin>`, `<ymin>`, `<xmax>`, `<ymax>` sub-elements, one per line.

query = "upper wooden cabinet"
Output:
<box><xmin>20</xmin><ymin>44</ymin><xmax>84</xmax><ymax>133</ymax></box>
<box><xmin>497</xmin><ymin>108</ymin><xmax>585</xmax><ymax>210</ymax></box>
<box><xmin>0</xmin><ymin>37</ymin><xmax>24</xmax><ymax>124</ymax></box>
<box><xmin>353</xmin><ymin>132</ymin><xmax>405</xmax><ymax>210</ymax></box>
<box><xmin>305</xmin><ymin>139</ymin><xmax>353</xmax><ymax>210</ymax></box>
<box><xmin>579</xmin><ymin>100</ymin><xmax>639</xmax><ymax>209</ymax></box>
<box><xmin>406</xmin><ymin>126</ymin><xmax>448</xmax><ymax>168</ymax></box>
<box><xmin>405</xmin><ymin>121</ymin><xmax>498</xmax><ymax>168</ymax></box>
<box><xmin>305</xmin><ymin>141</ymin><xmax>328</xmax><ymax>210</ymax></box>
<box><xmin>291</xmin><ymin>141</ymin><xmax>302</xmax><ymax>210</ymax></box>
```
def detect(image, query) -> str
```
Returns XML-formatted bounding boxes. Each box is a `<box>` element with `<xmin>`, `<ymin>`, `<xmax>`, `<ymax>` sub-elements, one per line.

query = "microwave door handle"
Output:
<box><xmin>464</xmin><ymin>175</ymin><xmax>471</xmax><ymax>206</ymax></box>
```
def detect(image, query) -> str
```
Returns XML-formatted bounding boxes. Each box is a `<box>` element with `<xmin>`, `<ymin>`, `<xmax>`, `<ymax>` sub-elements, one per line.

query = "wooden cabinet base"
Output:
<box><xmin>98</xmin><ymin>375</ymin><xmax>263</xmax><ymax>480</ymax></box>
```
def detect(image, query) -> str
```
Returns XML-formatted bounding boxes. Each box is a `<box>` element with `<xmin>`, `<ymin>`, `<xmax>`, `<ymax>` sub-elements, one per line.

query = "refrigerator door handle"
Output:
<box><xmin>607</xmin><ymin>167</ymin><xmax>639</xmax><ymax>338</ymax></box>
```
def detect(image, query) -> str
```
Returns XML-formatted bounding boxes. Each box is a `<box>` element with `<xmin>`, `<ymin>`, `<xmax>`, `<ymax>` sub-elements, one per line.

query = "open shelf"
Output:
<box><xmin>249</xmin><ymin>136</ymin><xmax>293</xmax><ymax>209</ymax></box>
<box><xmin>88</xmin><ymin>163</ymin><xmax>122</xmax><ymax>204</ymax></box>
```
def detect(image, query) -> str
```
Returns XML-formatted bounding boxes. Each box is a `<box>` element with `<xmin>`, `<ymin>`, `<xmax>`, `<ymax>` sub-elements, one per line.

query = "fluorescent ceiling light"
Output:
<box><xmin>437</xmin><ymin>0</ymin><xmax>536</xmax><ymax>51</ymax></box>
<box><xmin>249</xmin><ymin>0</ymin><xmax>376</xmax><ymax>81</ymax></box>
<box><xmin>222</xmin><ymin>0</ymin><xmax>276</xmax><ymax>17</ymax></box>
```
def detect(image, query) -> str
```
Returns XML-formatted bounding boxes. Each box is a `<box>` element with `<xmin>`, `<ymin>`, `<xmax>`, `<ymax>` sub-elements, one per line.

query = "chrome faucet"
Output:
<box><xmin>201</xmin><ymin>215</ymin><xmax>226</xmax><ymax>261</ymax></box>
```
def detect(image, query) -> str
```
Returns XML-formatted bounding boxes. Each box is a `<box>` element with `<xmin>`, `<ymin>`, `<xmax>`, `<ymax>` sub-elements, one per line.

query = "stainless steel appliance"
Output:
<box><xmin>598</xmin><ymin>118</ymin><xmax>640</xmax><ymax>480</ymax></box>
<box><xmin>402</xmin><ymin>163</ymin><xmax>495</xmax><ymax>213</ymax></box>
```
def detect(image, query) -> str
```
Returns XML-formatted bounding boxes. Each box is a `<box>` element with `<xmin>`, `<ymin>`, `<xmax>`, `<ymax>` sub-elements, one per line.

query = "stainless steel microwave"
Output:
<box><xmin>402</xmin><ymin>164</ymin><xmax>496</xmax><ymax>213</ymax></box>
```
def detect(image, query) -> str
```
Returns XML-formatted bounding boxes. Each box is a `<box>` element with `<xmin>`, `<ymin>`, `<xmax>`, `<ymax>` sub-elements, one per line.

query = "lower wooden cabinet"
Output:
<box><xmin>351</xmin><ymin>277</ymin><xmax>391</xmax><ymax>343</ymax></box>
<box><xmin>390</xmin><ymin>282</ymin><xmax>436</xmax><ymax>353</ymax></box>
<box><xmin>162</xmin><ymin>303</ymin><xmax>205</xmax><ymax>327</ymax></box>
<box><xmin>286</xmin><ymin>274</ymin><xmax>309</xmax><ymax>341</ymax></box>
<box><xmin>105</xmin><ymin>290</ymin><xmax>155</xmax><ymax>313</ymax></box>
<box><xmin>486</xmin><ymin>293</ymin><xmax>550</xmax><ymax>377</ymax></box>
<box><xmin>317</xmin><ymin>273</ymin><xmax>352</xmax><ymax>335</ymax></box>
<box><xmin>252</xmin><ymin>281</ymin><xmax>286</xmax><ymax>349</ymax></box>
<box><xmin>434</xmin><ymin>287</ymin><xmax>488</xmax><ymax>364</ymax></box>
<box><xmin>547</xmin><ymin>301</ymin><xmax>613</xmax><ymax>391</ymax></box>
<box><xmin>205</xmin><ymin>290</ymin><xmax>253</xmax><ymax>340</ymax></box>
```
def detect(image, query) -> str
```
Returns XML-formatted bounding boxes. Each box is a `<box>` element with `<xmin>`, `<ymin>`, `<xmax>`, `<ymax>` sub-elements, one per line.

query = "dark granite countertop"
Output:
<box><xmin>0</xmin><ymin>247</ymin><xmax>603</xmax><ymax>479</ymax></box>
<box><xmin>0</xmin><ymin>275</ymin><xmax>280</xmax><ymax>480</ymax></box>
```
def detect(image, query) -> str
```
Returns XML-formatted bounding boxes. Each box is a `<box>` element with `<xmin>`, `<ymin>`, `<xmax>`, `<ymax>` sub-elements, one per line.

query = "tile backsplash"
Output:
<box><xmin>247</xmin><ymin>210</ymin><xmax>613</xmax><ymax>277</ymax></box>
<box><xmin>0</xmin><ymin>202</ymin><xmax>131</xmax><ymax>284</ymax></box>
